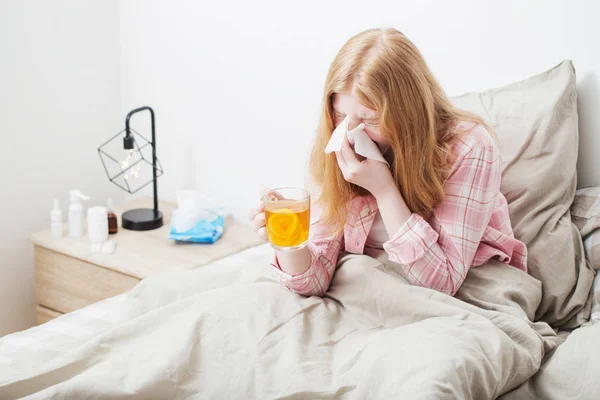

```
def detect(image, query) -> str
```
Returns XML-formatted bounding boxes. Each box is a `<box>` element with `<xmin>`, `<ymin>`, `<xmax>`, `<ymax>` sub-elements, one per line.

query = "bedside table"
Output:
<box><xmin>30</xmin><ymin>197</ymin><xmax>261</xmax><ymax>325</ymax></box>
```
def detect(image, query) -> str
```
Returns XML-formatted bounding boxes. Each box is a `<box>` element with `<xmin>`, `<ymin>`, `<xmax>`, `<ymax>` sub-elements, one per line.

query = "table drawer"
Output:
<box><xmin>34</xmin><ymin>246</ymin><xmax>140</xmax><ymax>314</ymax></box>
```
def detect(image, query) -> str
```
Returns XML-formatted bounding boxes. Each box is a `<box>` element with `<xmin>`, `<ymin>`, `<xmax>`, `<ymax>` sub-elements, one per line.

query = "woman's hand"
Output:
<box><xmin>335</xmin><ymin>136</ymin><xmax>395</xmax><ymax>198</ymax></box>
<box><xmin>248</xmin><ymin>201</ymin><xmax>268</xmax><ymax>242</ymax></box>
<box><xmin>249</xmin><ymin>188</ymin><xmax>313</xmax><ymax>278</ymax></box>
<box><xmin>249</xmin><ymin>187</ymin><xmax>275</xmax><ymax>241</ymax></box>
<box><xmin>249</xmin><ymin>188</ymin><xmax>284</xmax><ymax>242</ymax></box>
<box><xmin>336</xmin><ymin>137</ymin><xmax>412</xmax><ymax>236</ymax></box>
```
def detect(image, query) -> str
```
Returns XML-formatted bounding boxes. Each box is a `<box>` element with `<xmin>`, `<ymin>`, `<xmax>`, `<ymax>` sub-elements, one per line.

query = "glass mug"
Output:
<box><xmin>262</xmin><ymin>187</ymin><xmax>310</xmax><ymax>251</ymax></box>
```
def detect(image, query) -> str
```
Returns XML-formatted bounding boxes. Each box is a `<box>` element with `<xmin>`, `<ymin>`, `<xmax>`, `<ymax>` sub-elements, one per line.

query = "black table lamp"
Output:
<box><xmin>98</xmin><ymin>106</ymin><xmax>164</xmax><ymax>231</ymax></box>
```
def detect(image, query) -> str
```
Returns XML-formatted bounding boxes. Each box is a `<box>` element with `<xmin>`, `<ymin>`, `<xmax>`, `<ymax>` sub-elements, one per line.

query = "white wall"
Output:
<box><xmin>0</xmin><ymin>0</ymin><xmax>122</xmax><ymax>336</ymax></box>
<box><xmin>120</xmin><ymin>0</ymin><xmax>600</xmax><ymax>221</ymax></box>
<box><xmin>2</xmin><ymin>0</ymin><xmax>599</xmax><ymax>336</ymax></box>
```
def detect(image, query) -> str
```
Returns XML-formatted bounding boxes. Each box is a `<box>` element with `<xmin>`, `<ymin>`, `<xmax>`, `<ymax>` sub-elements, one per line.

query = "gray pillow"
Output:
<box><xmin>452</xmin><ymin>60</ymin><xmax>595</xmax><ymax>328</ymax></box>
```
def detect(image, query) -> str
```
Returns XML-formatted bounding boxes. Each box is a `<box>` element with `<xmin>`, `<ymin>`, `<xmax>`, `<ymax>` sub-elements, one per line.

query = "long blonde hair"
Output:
<box><xmin>310</xmin><ymin>28</ymin><xmax>486</xmax><ymax>233</ymax></box>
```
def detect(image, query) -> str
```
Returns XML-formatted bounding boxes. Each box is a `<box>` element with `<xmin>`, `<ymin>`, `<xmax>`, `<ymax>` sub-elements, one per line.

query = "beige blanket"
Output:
<box><xmin>0</xmin><ymin>246</ymin><xmax>561</xmax><ymax>399</ymax></box>
<box><xmin>501</xmin><ymin>322</ymin><xmax>600</xmax><ymax>400</ymax></box>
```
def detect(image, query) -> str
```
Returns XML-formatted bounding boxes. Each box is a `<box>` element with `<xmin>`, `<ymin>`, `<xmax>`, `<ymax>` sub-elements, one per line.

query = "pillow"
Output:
<box><xmin>572</xmin><ymin>186</ymin><xmax>600</xmax><ymax>269</ymax></box>
<box><xmin>571</xmin><ymin>187</ymin><xmax>600</xmax><ymax>323</ymax></box>
<box><xmin>452</xmin><ymin>60</ymin><xmax>595</xmax><ymax>329</ymax></box>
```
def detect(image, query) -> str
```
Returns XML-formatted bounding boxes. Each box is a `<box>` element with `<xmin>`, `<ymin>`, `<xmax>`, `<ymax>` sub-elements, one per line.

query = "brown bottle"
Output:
<box><xmin>107</xmin><ymin>198</ymin><xmax>118</xmax><ymax>234</ymax></box>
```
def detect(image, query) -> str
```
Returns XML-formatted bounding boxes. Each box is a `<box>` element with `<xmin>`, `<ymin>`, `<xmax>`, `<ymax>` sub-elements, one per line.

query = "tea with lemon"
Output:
<box><xmin>265</xmin><ymin>200</ymin><xmax>310</xmax><ymax>249</ymax></box>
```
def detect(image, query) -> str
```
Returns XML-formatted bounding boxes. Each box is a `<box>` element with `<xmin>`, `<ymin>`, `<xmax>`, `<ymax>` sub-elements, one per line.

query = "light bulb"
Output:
<box><xmin>121</xmin><ymin>149</ymin><xmax>141</xmax><ymax>181</ymax></box>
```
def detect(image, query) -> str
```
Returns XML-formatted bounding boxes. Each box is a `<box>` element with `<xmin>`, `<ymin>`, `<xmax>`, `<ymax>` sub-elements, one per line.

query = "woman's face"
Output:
<box><xmin>331</xmin><ymin>92</ymin><xmax>390</xmax><ymax>152</ymax></box>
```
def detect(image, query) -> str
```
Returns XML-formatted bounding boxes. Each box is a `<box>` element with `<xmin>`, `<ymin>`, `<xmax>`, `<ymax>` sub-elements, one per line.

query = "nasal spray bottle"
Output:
<box><xmin>68</xmin><ymin>190</ymin><xmax>90</xmax><ymax>237</ymax></box>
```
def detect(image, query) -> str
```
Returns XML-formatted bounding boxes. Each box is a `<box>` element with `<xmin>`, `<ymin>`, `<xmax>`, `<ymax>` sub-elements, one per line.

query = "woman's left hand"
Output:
<box><xmin>335</xmin><ymin>136</ymin><xmax>395</xmax><ymax>198</ymax></box>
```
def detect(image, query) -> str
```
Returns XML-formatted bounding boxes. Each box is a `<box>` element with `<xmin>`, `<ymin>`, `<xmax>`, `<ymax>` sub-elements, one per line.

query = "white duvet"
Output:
<box><xmin>0</xmin><ymin>245</ymin><xmax>563</xmax><ymax>399</ymax></box>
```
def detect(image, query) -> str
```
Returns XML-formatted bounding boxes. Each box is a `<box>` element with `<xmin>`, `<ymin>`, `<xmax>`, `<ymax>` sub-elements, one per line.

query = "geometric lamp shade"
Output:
<box><xmin>98</xmin><ymin>128</ymin><xmax>163</xmax><ymax>194</ymax></box>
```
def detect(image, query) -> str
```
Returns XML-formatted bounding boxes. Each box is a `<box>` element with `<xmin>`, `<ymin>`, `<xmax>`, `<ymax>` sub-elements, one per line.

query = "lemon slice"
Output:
<box><xmin>268</xmin><ymin>210</ymin><xmax>301</xmax><ymax>246</ymax></box>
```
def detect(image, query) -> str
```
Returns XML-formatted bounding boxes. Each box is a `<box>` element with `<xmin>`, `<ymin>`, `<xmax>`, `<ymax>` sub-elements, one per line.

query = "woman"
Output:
<box><xmin>249</xmin><ymin>28</ymin><xmax>527</xmax><ymax>297</ymax></box>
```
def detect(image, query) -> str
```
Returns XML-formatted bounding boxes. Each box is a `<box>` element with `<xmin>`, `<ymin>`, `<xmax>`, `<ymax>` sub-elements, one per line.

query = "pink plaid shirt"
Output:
<box><xmin>271</xmin><ymin>124</ymin><xmax>527</xmax><ymax>297</ymax></box>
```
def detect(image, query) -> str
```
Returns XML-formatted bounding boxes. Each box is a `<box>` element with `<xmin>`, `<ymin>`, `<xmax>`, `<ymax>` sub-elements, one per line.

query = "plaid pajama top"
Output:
<box><xmin>272</xmin><ymin>124</ymin><xmax>527</xmax><ymax>296</ymax></box>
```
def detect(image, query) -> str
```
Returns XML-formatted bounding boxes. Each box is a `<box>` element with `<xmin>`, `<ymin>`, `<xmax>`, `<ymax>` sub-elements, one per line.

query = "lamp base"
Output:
<box><xmin>122</xmin><ymin>208</ymin><xmax>163</xmax><ymax>231</ymax></box>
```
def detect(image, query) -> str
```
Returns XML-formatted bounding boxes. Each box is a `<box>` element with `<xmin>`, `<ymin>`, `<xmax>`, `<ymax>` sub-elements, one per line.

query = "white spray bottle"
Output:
<box><xmin>68</xmin><ymin>189</ymin><xmax>90</xmax><ymax>237</ymax></box>
<box><xmin>50</xmin><ymin>199</ymin><xmax>63</xmax><ymax>238</ymax></box>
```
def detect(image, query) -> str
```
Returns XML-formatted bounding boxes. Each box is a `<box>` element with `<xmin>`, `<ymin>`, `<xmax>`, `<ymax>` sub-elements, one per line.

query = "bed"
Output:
<box><xmin>1</xmin><ymin>60</ymin><xmax>598</xmax><ymax>399</ymax></box>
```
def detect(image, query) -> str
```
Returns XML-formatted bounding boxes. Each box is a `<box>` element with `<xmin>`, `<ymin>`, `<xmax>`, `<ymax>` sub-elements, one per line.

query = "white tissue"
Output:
<box><xmin>171</xmin><ymin>190</ymin><xmax>226</xmax><ymax>233</ymax></box>
<box><xmin>324</xmin><ymin>116</ymin><xmax>388</xmax><ymax>165</ymax></box>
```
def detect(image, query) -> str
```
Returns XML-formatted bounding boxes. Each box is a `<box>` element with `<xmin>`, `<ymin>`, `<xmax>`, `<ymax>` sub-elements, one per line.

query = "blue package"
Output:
<box><xmin>169</xmin><ymin>215</ymin><xmax>224</xmax><ymax>243</ymax></box>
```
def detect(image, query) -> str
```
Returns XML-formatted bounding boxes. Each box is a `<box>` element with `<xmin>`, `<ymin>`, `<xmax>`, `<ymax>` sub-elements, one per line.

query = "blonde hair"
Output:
<box><xmin>310</xmin><ymin>28</ymin><xmax>486</xmax><ymax>233</ymax></box>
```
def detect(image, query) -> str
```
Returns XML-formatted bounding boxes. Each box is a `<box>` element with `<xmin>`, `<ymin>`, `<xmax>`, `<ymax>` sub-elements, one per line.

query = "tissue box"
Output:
<box><xmin>169</xmin><ymin>214</ymin><xmax>224</xmax><ymax>243</ymax></box>
<box><xmin>168</xmin><ymin>190</ymin><xmax>226</xmax><ymax>244</ymax></box>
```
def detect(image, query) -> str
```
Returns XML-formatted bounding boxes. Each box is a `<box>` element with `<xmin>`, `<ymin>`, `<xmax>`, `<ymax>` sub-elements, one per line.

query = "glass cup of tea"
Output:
<box><xmin>262</xmin><ymin>187</ymin><xmax>310</xmax><ymax>251</ymax></box>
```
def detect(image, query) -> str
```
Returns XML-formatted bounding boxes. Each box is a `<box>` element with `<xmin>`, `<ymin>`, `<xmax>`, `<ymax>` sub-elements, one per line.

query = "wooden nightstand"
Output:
<box><xmin>30</xmin><ymin>197</ymin><xmax>261</xmax><ymax>325</ymax></box>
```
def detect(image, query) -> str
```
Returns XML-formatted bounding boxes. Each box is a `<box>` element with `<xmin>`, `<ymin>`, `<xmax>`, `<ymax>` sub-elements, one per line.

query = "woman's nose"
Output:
<box><xmin>347</xmin><ymin>117</ymin><xmax>361</xmax><ymax>131</ymax></box>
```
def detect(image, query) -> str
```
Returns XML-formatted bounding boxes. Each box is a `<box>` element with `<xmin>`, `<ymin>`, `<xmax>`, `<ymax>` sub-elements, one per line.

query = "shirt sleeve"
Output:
<box><xmin>383</xmin><ymin>141</ymin><xmax>501</xmax><ymax>296</ymax></box>
<box><xmin>270</xmin><ymin>204</ymin><xmax>344</xmax><ymax>297</ymax></box>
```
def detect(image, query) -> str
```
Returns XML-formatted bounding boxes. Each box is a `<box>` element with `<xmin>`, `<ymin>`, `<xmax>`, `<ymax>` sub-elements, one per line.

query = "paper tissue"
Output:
<box><xmin>169</xmin><ymin>191</ymin><xmax>226</xmax><ymax>243</ymax></box>
<box><xmin>324</xmin><ymin>115</ymin><xmax>388</xmax><ymax>165</ymax></box>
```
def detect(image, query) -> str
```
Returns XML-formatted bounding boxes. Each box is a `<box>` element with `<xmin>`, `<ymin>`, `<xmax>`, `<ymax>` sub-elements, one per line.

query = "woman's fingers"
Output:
<box><xmin>340</xmin><ymin>135</ymin><xmax>360</xmax><ymax>165</ymax></box>
<box><xmin>335</xmin><ymin>151</ymin><xmax>347</xmax><ymax>174</ymax></box>
<box><xmin>252</xmin><ymin>212</ymin><xmax>266</xmax><ymax>232</ymax></box>
<box><xmin>252</xmin><ymin>187</ymin><xmax>270</xmax><ymax>242</ymax></box>
<box><xmin>336</xmin><ymin>138</ymin><xmax>360</xmax><ymax>182</ymax></box>
<box><xmin>257</xmin><ymin>227</ymin><xmax>268</xmax><ymax>241</ymax></box>
<box><xmin>264</xmin><ymin>191</ymin><xmax>285</xmax><ymax>201</ymax></box>
<box><xmin>336</xmin><ymin>136</ymin><xmax>367</xmax><ymax>183</ymax></box>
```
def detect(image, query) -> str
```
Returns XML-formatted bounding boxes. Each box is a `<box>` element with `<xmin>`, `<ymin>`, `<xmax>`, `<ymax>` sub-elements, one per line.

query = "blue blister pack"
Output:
<box><xmin>169</xmin><ymin>213</ymin><xmax>224</xmax><ymax>243</ymax></box>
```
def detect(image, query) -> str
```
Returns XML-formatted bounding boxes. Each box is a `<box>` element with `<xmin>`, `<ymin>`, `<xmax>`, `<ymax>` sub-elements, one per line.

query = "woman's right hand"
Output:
<box><xmin>248</xmin><ymin>202</ymin><xmax>268</xmax><ymax>242</ymax></box>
